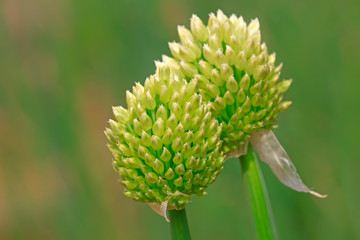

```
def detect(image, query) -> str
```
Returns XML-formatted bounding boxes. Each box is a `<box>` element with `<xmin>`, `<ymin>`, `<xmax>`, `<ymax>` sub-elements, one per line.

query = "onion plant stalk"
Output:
<box><xmin>240</xmin><ymin>144</ymin><xmax>278</xmax><ymax>240</ymax></box>
<box><xmin>168</xmin><ymin>208</ymin><xmax>191</xmax><ymax>240</ymax></box>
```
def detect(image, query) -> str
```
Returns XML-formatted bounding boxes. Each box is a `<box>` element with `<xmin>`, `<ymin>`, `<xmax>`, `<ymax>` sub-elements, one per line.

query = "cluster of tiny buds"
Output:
<box><xmin>105</xmin><ymin>10</ymin><xmax>293</xmax><ymax>209</ymax></box>
<box><xmin>162</xmin><ymin>10</ymin><xmax>292</xmax><ymax>153</ymax></box>
<box><xmin>105</xmin><ymin>63</ymin><xmax>225</xmax><ymax>209</ymax></box>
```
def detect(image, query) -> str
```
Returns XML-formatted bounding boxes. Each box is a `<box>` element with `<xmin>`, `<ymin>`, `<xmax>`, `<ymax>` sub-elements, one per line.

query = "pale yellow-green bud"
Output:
<box><xmin>190</xmin><ymin>14</ymin><xmax>209</xmax><ymax>42</ymax></box>
<box><xmin>180</xmin><ymin>61</ymin><xmax>198</xmax><ymax>78</ymax></box>
<box><xmin>165</xmin><ymin>168</ymin><xmax>175</xmax><ymax>180</ymax></box>
<box><xmin>277</xmin><ymin>79</ymin><xmax>293</xmax><ymax>93</ymax></box>
<box><xmin>208</xmin><ymin>70</ymin><xmax>222</xmax><ymax>87</ymax></box>
<box><xmin>199</xmin><ymin>60</ymin><xmax>213</xmax><ymax>78</ymax></box>
<box><xmin>150</xmin><ymin>135</ymin><xmax>162</xmax><ymax>150</ymax></box>
<box><xmin>214</xmin><ymin>96</ymin><xmax>226</xmax><ymax>110</ymax></box>
<box><xmin>113</xmin><ymin>106</ymin><xmax>129</xmax><ymax>124</ymax></box>
<box><xmin>175</xmin><ymin>164</ymin><xmax>186</xmax><ymax>175</ymax></box>
<box><xmin>162</xmin><ymin>128</ymin><xmax>174</xmax><ymax>145</ymax></box>
<box><xmin>145</xmin><ymin>91</ymin><xmax>156</xmax><ymax>110</ymax></box>
<box><xmin>140</xmin><ymin>112</ymin><xmax>152</xmax><ymax>131</ymax></box>
<box><xmin>156</xmin><ymin>105</ymin><xmax>167</xmax><ymax>121</ymax></box>
<box><xmin>209</xmin><ymin>34</ymin><xmax>222</xmax><ymax>50</ymax></box>
<box><xmin>160</xmin><ymin>147</ymin><xmax>172</xmax><ymax>162</ymax></box>
<box><xmin>226</xmin><ymin>75</ymin><xmax>239</xmax><ymax>93</ymax></box>
<box><xmin>126</xmin><ymin>91</ymin><xmax>137</xmax><ymax>108</ymax></box>
<box><xmin>203</xmin><ymin>44</ymin><xmax>216</xmax><ymax>65</ymax></box>
<box><xmin>153</xmin><ymin>118</ymin><xmax>165</xmax><ymax>137</ymax></box>
<box><xmin>156</xmin><ymin>61</ymin><xmax>170</xmax><ymax>81</ymax></box>
<box><xmin>178</xmin><ymin>25</ymin><xmax>196</xmax><ymax>46</ymax></box>
<box><xmin>224</xmin><ymin>91</ymin><xmax>235</xmax><ymax>105</ymax></box>
<box><xmin>141</xmin><ymin>130</ymin><xmax>151</xmax><ymax>147</ymax></box>
<box><xmin>239</xmin><ymin>73</ymin><xmax>250</xmax><ymax>90</ymax></box>
<box><xmin>153</xmin><ymin>159</ymin><xmax>164</xmax><ymax>174</ymax></box>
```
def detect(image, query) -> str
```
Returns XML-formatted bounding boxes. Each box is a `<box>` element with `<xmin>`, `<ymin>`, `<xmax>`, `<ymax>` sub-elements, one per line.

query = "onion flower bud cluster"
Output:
<box><xmin>105</xmin><ymin>63</ymin><xmax>225</xmax><ymax>209</ymax></box>
<box><xmin>165</xmin><ymin>10</ymin><xmax>292</xmax><ymax>153</ymax></box>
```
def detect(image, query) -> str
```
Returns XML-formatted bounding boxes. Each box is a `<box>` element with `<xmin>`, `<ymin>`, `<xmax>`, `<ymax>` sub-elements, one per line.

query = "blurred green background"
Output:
<box><xmin>1</xmin><ymin>0</ymin><xmax>359</xmax><ymax>239</ymax></box>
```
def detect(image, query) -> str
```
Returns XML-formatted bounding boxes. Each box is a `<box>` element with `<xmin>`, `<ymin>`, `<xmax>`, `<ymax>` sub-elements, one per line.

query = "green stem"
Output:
<box><xmin>240</xmin><ymin>144</ymin><xmax>278</xmax><ymax>240</ymax></box>
<box><xmin>168</xmin><ymin>208</ymin><xmax>191</xmax><ymax>240</ymax></box>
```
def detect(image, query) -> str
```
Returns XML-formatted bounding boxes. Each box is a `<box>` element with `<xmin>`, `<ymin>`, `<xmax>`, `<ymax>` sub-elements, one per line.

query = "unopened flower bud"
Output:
<box><xmin>180</xmin><ymin>61</ymin><xmax>198</xmax><ymax>77</ymax></box>
<box><xmin>153</xmin><ymin>118</ymin><xmax>165</xmax><ymax>137</ymax></box>
<box><xmin>181</xmin><ymin>142</ymin><xmax>192</xmax><ymax>158</ymax></box>
<box><xmin>206</xmin><ymin>84</ymin><xmax>220</xmax><ymax>98</ymax></box>
<box><xmin>150</xmin><ymin>135</ymin><xmax>162</xmax><ymax>150</ymax></box>
<box><xmin>145</xmin><ymin>172</ymin><xmax>158</xmax><ymax>185</ymax></box>
<box><xmin>190</xmin><ymin>14</ymin><xmax>209</xmax><ymax>42</ymax></box>
<box><xmin>224</xmin><ymin>91</ymin><xmax>235</xmax><ymax>105</ymax></box>
<box><xmin>240</xmin><ymin>73</ymin><xmax>251</xmax><ymax>90</ymax></box>
<box><xmin>178</xmin><ymin>25</ymin><xmax>195</xmax><ymax>46</ymax></box>
<box><xmin>252</xmin><ymin>93</ymin><xmax>262</xmax><ymax>107</ymax></box>
<box><xmin>220</xmin><ymin>64</ymin><xmax>233</xmax><ymax>81</ymax></box>
<box><xmin>160</xmin><ymin>85</ymin><xmax>170</xmax><ymax>103</ymax></box>
<box><xmin>209</xmin><ymin>34</ymin><xmax>222</xmax><ymax>50</ymax></box>
<box><xmin>144</xmin><ymin>91</ymin><xmax>156</xmax><ymax>110</ymax></box>
<box><xmin>165</xmin><ymin>168</ymin><xmax>175</xmax><ymax>180</ymax></box>
<box><xmin>183</xmin><ymin>170</ymin><xmax>193</xmax><ymax>181</ymax></box>
<box><xmin>210</xmin><ymin>68</ymin><xmax>223</xmax><ymax>86</ymax></box>
<box><xmin>113</xmin><ymin>106</ymin><xmax>129</xmax><ymax>124</ymax></box>
<box><xmin>162</xmin><ymin>128</ymin><xmax>174</xmax><ymax>145</ymax></box>
<box><xmin>166</xmin><ymin>113</ymin><xmax>178</xmax><ymax>130</ymax></box>
<box><xmin>172</xmin><ymin>137</ymin><xmax>183</xmax><ymax>152</ymax></box>
<box><xmin>141</xmin><ymin>130</ymin><xmax>151</xmax><ymax>147</ymax></box>
<box><xmin>140</xmin><ymin>112</ymin><xmax>152</xmax><ymax>131</ymax></box>
<box><xmin>277</xmin><ymin>79</ymin><xmax>292</xmax><ymax>93</ymax></box>
<box><xmin>173</xmin><ymin>152</ymin><xmax>183</xmax><ymax>165</ymax></box>
<box><xmin>160</xmin><ymin>147</ymin><xmax>172</xmax><ymax>162</ymax></box>
<box><xmin>153</xmin><ymin>159</ymin><xmax>165</xmax><ymax>174</ymax></box>
<box><xmin>156</xmin><ymin>105</ymin><xmax>167</xmax><ymax>121</ymax></box>
<box><xmin>174</xmin><ymin>176</ymin><xmax>183</xmax><ymax>187</ymax></box>
<box><xmin>199</xmin><ymin>60</ymin><xmax>213</xmax><ymax>78</ymax></box>
<box><xmin>214</xmin><ymin>96</ymin><xmax>226</xmax><ymax>110</ymax></box>
<box><xmin>278</xmin><ymin>101</ymin><xmax>292</xmax><ymax>112</ymax></box>
<box><xmin>226</xmin><ymin>75</ymin><xmax>239</xmax><ymax>93</ymax></box>
<box><xmin>203</xmin><ymin>44</ymin><xmax>216</xmax><ymax>65</ymax></box>
<box><xmin>250</xmin><ymin>80</ymin><xmax>262</xmax><ymax>95</ymax></box>
<box><xmin>185</xmin><ymin>156</ymin><xmax>196</xmax><ymax>169</ymax></box>
<box><xmin>126</xmin><ymin>91</ymin><xmax>137</xmax><ymax>108</ymax></box>
<box><xmin>175</xmin><ymin>164</ymin><xmax>186</xmax><ymax>175</ymax></box>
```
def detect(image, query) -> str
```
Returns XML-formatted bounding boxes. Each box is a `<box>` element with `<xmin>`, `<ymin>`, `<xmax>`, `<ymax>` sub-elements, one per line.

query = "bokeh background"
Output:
<box><xmin>1</xmin><ymin>0</ymin><xmax>359</xmax><ymax>239</ymax></box>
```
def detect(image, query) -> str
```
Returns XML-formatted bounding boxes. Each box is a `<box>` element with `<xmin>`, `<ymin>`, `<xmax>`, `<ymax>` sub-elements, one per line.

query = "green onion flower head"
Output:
<box><xmin>105</xmin><ymin>63</ymin><xmax>225</xmax><ymax>209</ymax></box>
<box><xmin>164</xmin><ymin>10</ymin><xmax>292</xmax><ymax>154</ymax></box>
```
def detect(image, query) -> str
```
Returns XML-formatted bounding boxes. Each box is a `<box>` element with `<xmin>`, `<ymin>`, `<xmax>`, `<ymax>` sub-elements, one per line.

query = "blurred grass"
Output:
<box><xmin>0</xmin><ymin>0</ymin><xmax>359</xmax><ymax>239</ymax></box>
